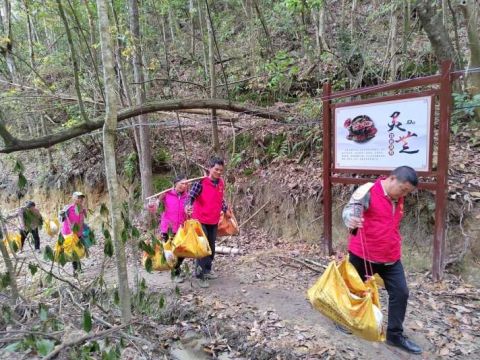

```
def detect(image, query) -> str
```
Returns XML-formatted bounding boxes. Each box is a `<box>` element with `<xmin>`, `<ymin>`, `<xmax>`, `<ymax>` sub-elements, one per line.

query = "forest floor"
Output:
<box><xmin>91</xmin><ymin>226</ymin><xmax>480</xmax><ymax>360</ymax></box>
<box><xmin>1</xmin><ymin>224</ymin><xmax>480</xmax><ymax>359</ymax></box>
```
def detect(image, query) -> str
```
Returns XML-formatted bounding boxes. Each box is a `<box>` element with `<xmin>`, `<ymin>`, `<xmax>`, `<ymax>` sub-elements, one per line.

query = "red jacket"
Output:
<box><xmin>348</xmin><ymin>179</ymin><xmax>404</xmax><ymax>263</ymax></box>
<box><xmin>192</xmin><ymin>178</ymin><xmax>224</xmax><ymax>225</ymax></box>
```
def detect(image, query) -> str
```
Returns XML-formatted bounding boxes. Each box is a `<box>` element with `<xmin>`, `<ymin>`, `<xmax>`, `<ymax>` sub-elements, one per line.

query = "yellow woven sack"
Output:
<box><xmin>142</xmin><ymin>240</ymin><xmax>177</xmax><ymax>271</ymax></box>
<box><xmin>173</xmin><ymin>219</ymin><xmax>211</xmax><ymax>258</ymax></box>
<box><xmin>54</xmin><ymin>233</ymin><xmax>85</xmax><ymax>261</ymax></box>
<box><xmin>307</xmin><ymin>258</ymin><xmax>385</xmax><ymax>342</ymax></box>
<box><xmin>3</xmin><ymin>232</ymin><xmax>22</xmax><ymax>253</ymax></box>
<box><xmin>44</xmin><ymin>218</ymin><xmax>60</xmax><ymax>237</ymax></box>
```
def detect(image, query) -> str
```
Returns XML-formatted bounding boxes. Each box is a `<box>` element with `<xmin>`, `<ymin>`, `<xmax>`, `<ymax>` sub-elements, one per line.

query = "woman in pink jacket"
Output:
<box><xmin>60</xmin><ymin>191</ymin><xmax>87</xmax><ymax>273</ymax></box>
<box><xmin>157</xmin><ymin>175</ymin><xmax>188</xmax><ymax>282</ymax></box>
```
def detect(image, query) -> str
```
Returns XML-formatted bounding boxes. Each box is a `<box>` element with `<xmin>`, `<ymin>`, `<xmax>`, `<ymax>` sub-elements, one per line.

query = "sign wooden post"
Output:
<box><xmin>322</xmin><ymin>61</ymin><xmax>454</xmax><ymax>281</ymax></box>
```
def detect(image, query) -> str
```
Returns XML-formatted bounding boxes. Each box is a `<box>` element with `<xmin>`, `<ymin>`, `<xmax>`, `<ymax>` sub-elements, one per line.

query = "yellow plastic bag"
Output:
<box><xmin>142</xmin><ymin>240</ymin><xmax>177</xmax><ymax>271</ymax></box>
<box><xmin>307</xmin><ymin>258</ymin><xmax>385</xmax><ymax>342</ymax></box>
<box><xmin>44</xmin><ymin>218</ymin><xmax>60</xmax><ymax>237</ymax></box>
<box><xmin>173</xmin><ymin>219</ymin><xmax>211</xmax><ymax>258</ymax></box>
<box><xmin>3</xmin><ymin>232</ymin><xmax>22</xmax><ymax>253</ymax></box>
<box><xmin>54</xmin><ymin>233</ymin><xmax>85</xmax><ymax>261</ymax></box>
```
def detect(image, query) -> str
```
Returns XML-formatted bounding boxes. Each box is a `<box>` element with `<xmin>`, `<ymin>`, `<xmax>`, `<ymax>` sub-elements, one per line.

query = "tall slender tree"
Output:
<box><xmin>129</xmin><ymin>0</ymin><xmax>153</xmax><ymax>202</ymax></box>
<box><xmin>96</xmin><ymin>0</ymin><xmax>132</xmax><ymax>324</ymax></box>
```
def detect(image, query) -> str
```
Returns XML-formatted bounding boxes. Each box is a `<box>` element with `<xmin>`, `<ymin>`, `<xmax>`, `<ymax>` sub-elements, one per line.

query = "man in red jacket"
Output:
<box><xmin>343</xmin><ymin>166</ymin><xmax>422</xmax><ymax>354</ymax></box>
<box><xmin>185</xmin><ymin>157</ymin><xmax>228</xmax><ymax>288</ymax></box>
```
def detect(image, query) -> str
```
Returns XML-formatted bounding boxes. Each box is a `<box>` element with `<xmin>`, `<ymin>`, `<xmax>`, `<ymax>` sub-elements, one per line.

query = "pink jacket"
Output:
<box><xmin>61</xmin><ymin>204</ymin><xmax>86</xmax><ymax>237</ymax></box>
<box><xmin>159</xmin><ymin>190</ymin><xmax>188</xmax><ymax>234</ymax></box>
<box><xmin>348</xmin><ymin>179</ymin><xmax>404</xmax><ymax>263</ymax></box>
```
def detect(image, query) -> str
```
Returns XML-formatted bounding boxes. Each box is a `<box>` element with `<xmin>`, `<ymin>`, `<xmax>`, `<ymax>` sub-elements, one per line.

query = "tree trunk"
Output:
<box><xmin>197</xmin><ymin>0</ymin><xmax>209</xmax><ymax>82</ymax></box>
<box><xmin>1</xmin><ymin>0</ymin><xmax>17</xmax><ymax>81</ymax></box>
<box><xmin>189</xmin><ymin>0</ymin><xmax>196</xmax><ymax>56</ymax></box>
<box><xmin>350</xmin><ymin>0</ymin><xmax>357</xmax><ymax>37</ymax></box>
<box><xmin>388</xmin><ymin>4</ymin><xmax>399</xmax><ymax>81</ymax></box>
<box><xmin>83</xmin><ymin>0</ymin><xmax>97</xmax><ymax>54</ymax></box>
<box><xmin>415</xmin><ymin>1</ymin><xmax>457</xmax><ymax>65</ymax></box>
<box><xmin>206</xmin><ymin>0</ymin><xmax>219</xmax><ymax>153</ymax></box>
<box><xmin>312</xmin><ymin>2</ymin><xmax>329</xmax><ymax>54</ymax></box>
<box><xmin>129</xmin><ymin>0</ymin><xmax>153</xmax><ymax>201</ymax></box>
<box><xmin>252</xmin><ymin>0</ymin><xmax>272</xmax><ymax>55</ymax></box>
<box><xmin>56</xmin><ymin>0</ymin><xmax>90</xmax><ymax>124</ymax></box>
<box><xmin>458</xmin><ymin>0</ymin><xmax>480</xmax><ymax>120</ymax></box>
<box><xmin>442</xmin><ymin>0</ymin><xmax>448</xmax><ymax>26</ymax></box>
<box><xmin>41</xmin><ymin>116</ymin><xmax>54</xmax><ymax>171</ymax></box>
<box><xmin>67</xmin><ymin>0</ymin><xmax>105</xmax><ymax>102</ymax></box>
<box><xmin>24</xmin><ymin>0</ymin><xmax>35</xmax><ymax>68</ymax></box>
<box><xmin>96</xmin><ymin>0</ymin><xmax>132</xmax><ymax>324</ymax></box>
<box><xmin>168</xmin><ymin>6</ymin><xmax>176</xmax><ymax>45</ymax></box>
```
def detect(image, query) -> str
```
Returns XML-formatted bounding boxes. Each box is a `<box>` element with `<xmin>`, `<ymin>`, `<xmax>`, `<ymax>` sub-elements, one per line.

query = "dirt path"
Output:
<box><xmin>80</xmin><ymin>228</ymin><xmax>479</xmax><ymax>359</ymax></box>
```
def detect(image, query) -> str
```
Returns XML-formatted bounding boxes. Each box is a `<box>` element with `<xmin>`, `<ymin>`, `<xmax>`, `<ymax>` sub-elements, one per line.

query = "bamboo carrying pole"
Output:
<box><xmin>145</xmin><ymin>176</ymin><xmax>205</xmax><ymax>200</ymax></box>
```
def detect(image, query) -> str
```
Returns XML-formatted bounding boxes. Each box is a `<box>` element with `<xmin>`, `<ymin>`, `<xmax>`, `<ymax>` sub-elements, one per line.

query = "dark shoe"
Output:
<box><xmin>387</xmin><ymin>335</ymin><xmax>422</xmax><ymax>354</ymax></box>
<box><xmin>335</xmin><ymin>324</ymin><xmax>352</xmax><ymax>335</ymax></box>
<box><xmin>204</xmin><ymin>271</ymin><xmax>219</xmax><ymax>280</ymax></box>
<box><xmin>196</xmin><ymin>278</ymin><xmax>209</xmax><ymax>288</ymax></box>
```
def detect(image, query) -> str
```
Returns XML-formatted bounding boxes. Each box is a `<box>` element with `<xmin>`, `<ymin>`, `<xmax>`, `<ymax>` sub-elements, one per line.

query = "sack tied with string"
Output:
<box><xmin>307</xmin><ymin>257</ymin><xmax>385</xmax><ymax>342</ymax></box>
<box><xmin>44</xmin><ymin>218</ymin><xmax>60</xmax><ymax>237</ymax></box>
<box><xmin>172</xmin><ymin>219</ymin><xmax>211</xmax><ymax>258</ymax></box>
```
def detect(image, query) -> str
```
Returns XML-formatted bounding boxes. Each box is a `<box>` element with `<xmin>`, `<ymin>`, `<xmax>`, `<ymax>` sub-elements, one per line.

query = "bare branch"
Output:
<box><xmin>0</xmin><ymin>98</ymin><xmax>288</xmax><ymax>153</ymax></box>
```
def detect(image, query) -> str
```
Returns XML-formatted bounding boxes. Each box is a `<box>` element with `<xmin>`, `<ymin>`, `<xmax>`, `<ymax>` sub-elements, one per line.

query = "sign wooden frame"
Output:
<box><xmin>322</xmin><ymin>61</ymin><xmax>455</xmax><ymax>281</ymax></box>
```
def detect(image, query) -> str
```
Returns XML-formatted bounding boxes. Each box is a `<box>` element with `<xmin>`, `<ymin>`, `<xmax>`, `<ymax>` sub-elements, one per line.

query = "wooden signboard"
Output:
<box><xmin>322</xmin><ymin>61</ymin><xmax>455</xmax><ymax>281</ymax></box>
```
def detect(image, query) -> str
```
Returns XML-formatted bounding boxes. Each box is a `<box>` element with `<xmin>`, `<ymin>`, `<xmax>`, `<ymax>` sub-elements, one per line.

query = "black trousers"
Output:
<box><xmin>161</xmin><ymin>233</ymin><xmax>184</xmax><ymax>275</ymax></box>
<box><xmin>20</xmin><ymin>228</ymin><xmax>40</xmax><ymax>250</ymax></box>
<box><xmin>348</xmin><ymin>252</ymin><xmax>409</xmax><ymax>338</ymax></box>
<box><xmin>196</xmin><ymin>224</ymin><xmax>217</xmax><ymax>278</ymax></box>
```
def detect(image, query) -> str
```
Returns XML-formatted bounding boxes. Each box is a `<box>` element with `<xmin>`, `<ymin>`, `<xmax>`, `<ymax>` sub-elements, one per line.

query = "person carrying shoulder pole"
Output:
<box><xmin>156</xmin><ymin>175</ymin><xmax>189</xmax><ymax>282</ymax></box>
<box><xmin>185</xmin><ymin>157</ymin><xmax>228</xmax><ymax>288</ymax></box>
<box><xmin>342</xmin><ymin>166</ymin><xmax>422</xmax><ymax>355</ymax></box>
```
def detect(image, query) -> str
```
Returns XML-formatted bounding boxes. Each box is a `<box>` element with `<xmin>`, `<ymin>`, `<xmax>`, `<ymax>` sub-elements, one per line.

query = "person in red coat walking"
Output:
<box><xmin>342</xmin><ymin>166</ymin><xmax>422</xmax><ymax>354</ymax></box>
<box><xmin>185</xmin><ymin>157</ymin><xmax>228</xmax><ymax>288</ymax></box>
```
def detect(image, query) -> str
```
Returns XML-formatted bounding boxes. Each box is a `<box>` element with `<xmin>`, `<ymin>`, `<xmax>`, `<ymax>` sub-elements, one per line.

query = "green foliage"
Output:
<box><xmin>100</xmin><ymin>203</ymin><xmax>109</xmax><ymax>218</ymax></box>
<box><xmin>139</xmin><ymin>240</ymin><xmax>155</xmax><ymax>256</ymax></box>
<box><xmin>101</xmin><ymin>346</ymin><xmax>120</xmax><ymax>360</ymax></box>
<box><xmin>83</xmin><ymin>309</ymin><xmax>92</xmax><ymax>332</ymax></box>
<box><xmin>103</xmin><ymin>229</ymin><xmax>114</xmax><ymax>257</ymax></box>
<box><xmin>452</xmin><ymin>92</ymin><xmax>480</xmax><ymax>135</ymax></box>
<box><xmin>44</xmin><ymin>245</ymin><xmax>55</xmax><ymax>262</ymax></box>
<box><xmin>13</xmin><ymin>159</ymin><xmax>27</xmax><ymax>193</ymax></box>
<box><xmin>28</xmin><ymin>263</ymin><xmax>38</xmax><ymax>276</ymax></box>
<box><xmin>283</xmin><ymin>0</ymin><xmax>323</xmax><ymax>12</ymax></box>
<box><xmin>152</xmin><ymin>175</ymin><xmax>172</xmax><ymax>194</ymax></box>
<box><xmin>264</xmin><ymin>51</ymin><xmax>299</xmax><ymax>96</ymax></box>
<box><xmin>152</xmin><ymin>148</ymin><xmax>171</xmax><ymax>170</ymax></box>
<box><xmin>0</xmin><ymin>272</ymin><xmax>11</xmax><ymax>289</ymax></box>
<box><xmin>36</xmin><ymin>339</ymin><xmax>55</xmax><ymax>356</ymax></box>
<box><xmin>298</xmin><ymin>98</ymin><xmax>322</xmax><ymax>119</ymax></box>
<box><xmin>265</xmin><ymin>133</ymin><xmax>288</xmax><ymax>160</ymax></box>
<box><xmin>39</xmin><ymin>303</ymin><xmax>48</xmax><ymax>322</ymax></box>
<box><xmin>123</xmin><ymin>152</ymin><xmax>138</xmax><ymax>183</ymax></box>
<box><xmin>144</xmin><ymin>257</ymin><xmax>153</xmax><ymax>273</ymax></box>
